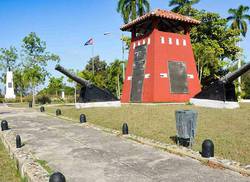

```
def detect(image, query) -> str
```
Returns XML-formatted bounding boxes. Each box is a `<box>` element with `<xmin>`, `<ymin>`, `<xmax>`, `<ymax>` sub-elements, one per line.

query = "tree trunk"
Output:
<box><xmin>32</xmin><ymin>85</ymin><xmax>35</xmax><ymax>106</ymax></box>
<box><xmin>74</xmin><ymin>83</ymin><xmax>77</xmax><ymax>103</ymax></box>
<box><xmin>199</xmin><ymin>66</ymin><xmax>203</xmax><ymax>83</ymax></box>
<box><xmin>117</xmin><ymin>74</ymin><xmax>120</xmax><ymax>99</ymax></box>
<box><xmin>20</xmin><ymin>92</ymin><xmax>23</xmax><ymax>103</ymax></box>
<box><xmin>197</xmin><ymin>58</ymin><xmax>200</xmax><ymax>78</ymax></box>
<box><xmin>238</xmin><ymin>41</ymin><xmax>242</xmax><ymax>99</ymax></box>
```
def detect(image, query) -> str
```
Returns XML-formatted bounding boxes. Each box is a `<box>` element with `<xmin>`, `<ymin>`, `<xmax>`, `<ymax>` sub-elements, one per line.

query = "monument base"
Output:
<box><xmin>75</xmin><ymin>101</ymin><xmax>121</xmax><ymax>109</ymax></box>
<box><xmin>5</xmin><ymin>94</ymin><xmax>16</xmax><ymax>99</ymax></box>
<box><xmin>190</xmin><ymin>98</ymin><xmax>239</xmax><ymax>109</ymax></box>
<box><xmin>239</xmin><ymin>99</ymin><xmax>250</xmax><ymax>103</ymax></box>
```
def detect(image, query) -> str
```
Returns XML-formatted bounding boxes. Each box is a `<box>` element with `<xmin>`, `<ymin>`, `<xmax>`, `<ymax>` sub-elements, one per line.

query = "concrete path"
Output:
<box><xmin>1</xmin><ymin>107</ymin><xmax>249</xmax><ymax>182</ymax></box>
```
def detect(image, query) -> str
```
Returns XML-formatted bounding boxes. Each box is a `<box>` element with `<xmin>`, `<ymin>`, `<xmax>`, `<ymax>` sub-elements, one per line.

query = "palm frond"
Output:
<box><xmin>242</xmin><ymin>14</ymin><xmax>250</xmax><ymax>21</ymax></box>
<box><xmin>137</xmin><ymin>0</ymin><xmax>143</xmax><ymax>16</ymax></box>
<box><xmin>239</xmin><ymin>5</ymin><xmax>249</xmax><ymax>12</ymax></box>
<box><xmin>169</xmin><ymin>0</ymin><xmax>178</xmax><ymax>7</ymax></box>
<box><xmin>171</xmin><ymin>6</ymin><xmax>181</xmax><ymax>13</ymax></box>
<box><xmin>191</xmin><ymin>0</ymin><xmax>200</xmax><ymax>5</ymax></box>
<box><xmin>228</xmin><ymin>8</ymin><xmax>237</xmax><ymax>15</ymax></box>
<box><xmin>227</xmin><ymin>16</ymin><xmax>236</xmax><ymax>21</ymax></box>
<box><xmin>122</xmin><ymin>4</ymin><xmax>131</xmax><ymax>23</ymax></box>
<box><xmin>240</xmin><ymin>20</ymin><xmax>248</xmax><ymax>37</ymax></box>
<box><xmin>143</xmin><ymin>0</ymin><xmax>150</xmax><ymax>13</ymax></box>
<box><xmin>117</xmin><ymin>0</ymin><xmax>125</xmax><ymax>12</ymax></box>
<box><xmin>131</xmin><ymin>0</ymin><xmax>136</xmax><ymax>20</ymax></box>
<box><xmin>169</xmin><ymin>0</ymin><xmax>184</xmax><ymax>6</ymax></box>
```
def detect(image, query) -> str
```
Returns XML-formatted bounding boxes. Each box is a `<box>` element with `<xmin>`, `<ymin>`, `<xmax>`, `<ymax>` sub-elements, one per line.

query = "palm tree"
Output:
<box><xmin>117</xmin><ymin>0</ymin><xmax>150</xmax><ymax>23</ymax></box>
<box><xmin>227</xmin><ymin>5</ymin><xmax>250</xmax><ymax>37</ymax></box>
<box><xmin>227</xmin><ymin>5</ymin><xmax>250</xmax><ymax>96</ymax></box>
<box><xmin>169</xmin><ymin>0</ymin><xmax>200</xmax><ymax>15</ymax></box>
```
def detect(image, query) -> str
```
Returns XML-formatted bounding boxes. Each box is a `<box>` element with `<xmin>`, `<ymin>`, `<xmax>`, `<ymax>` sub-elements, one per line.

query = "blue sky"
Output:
<box><xmin>0</xmin><ymin>0</ymin><xmax>250</xmax><ymax>88</ymax></box>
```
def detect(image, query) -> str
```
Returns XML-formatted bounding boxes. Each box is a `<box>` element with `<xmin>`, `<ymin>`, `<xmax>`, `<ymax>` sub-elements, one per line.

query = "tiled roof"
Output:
<box><xmin>121</xmin><ymin>9</ymin><xmax>200</xmax><ymax>31</ymax></box>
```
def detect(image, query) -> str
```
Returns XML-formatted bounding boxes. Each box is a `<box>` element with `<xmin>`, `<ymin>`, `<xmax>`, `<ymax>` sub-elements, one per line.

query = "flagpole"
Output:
<box><xmin>121</xmin><ymin>33</ymin><xmax>125</xmax><ymax>81</ymax></box>
<box><xmin>92</xmin><ymin>44</ymin><xmax>94</xmax><ymax>75</ymax></box>
<box><xmin>84</xmin><ymin>38</ymin><xmax>95</xmax><ymax>75</ymax></box>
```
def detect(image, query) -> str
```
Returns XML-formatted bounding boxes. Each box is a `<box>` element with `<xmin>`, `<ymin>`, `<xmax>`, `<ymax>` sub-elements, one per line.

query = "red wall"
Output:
<box><xmin>121</xmin><ymin>28</ymin><xmax>201</xmax><ymax>103</ymax></box>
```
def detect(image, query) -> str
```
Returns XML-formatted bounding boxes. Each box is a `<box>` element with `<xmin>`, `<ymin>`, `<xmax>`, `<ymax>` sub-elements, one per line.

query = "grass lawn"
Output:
<box><xmin>43</xmin><ymin>103</ymin><xmax>250</xmax><ymax>165</ymax></box>
<box><xmin>0</xmin><ymin>140</ymin><xmax>21</xmax><ymax>182</ymax></box>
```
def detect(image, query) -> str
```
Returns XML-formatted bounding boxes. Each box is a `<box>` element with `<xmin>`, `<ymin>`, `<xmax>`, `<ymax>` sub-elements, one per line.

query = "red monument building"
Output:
<box><xmin>121</xmin><ymin>9</ymin><xmax>201</xmax><ymax>103</ymax></box>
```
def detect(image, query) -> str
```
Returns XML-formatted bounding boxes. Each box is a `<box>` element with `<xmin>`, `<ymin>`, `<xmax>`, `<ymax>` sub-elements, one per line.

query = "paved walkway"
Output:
<box><xmin>1</xmin><ymin>107</ymin><xmax>249</xmax><ymax>182</ymax></box>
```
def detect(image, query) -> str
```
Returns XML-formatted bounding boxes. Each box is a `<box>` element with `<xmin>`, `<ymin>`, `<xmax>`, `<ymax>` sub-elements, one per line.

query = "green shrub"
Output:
<box><xmin>37</xmin><ymin>95</ymin><xmax>51</xmax><ymax>105</ymax></box>
<box><xmin>65</xmin><ymin>96</ymin><xmax>75</xmax><ymax>103</ymax></box>
<box><xmin>3</xmin><ymin>98</ymin><xmax>20</xmax><ymax>103</ymax></box>
<box><xmin>52</xmin><ymin>97</ymin><xmax>65</xmax><ymax>104</ymax></box>
<box><xmin>186</xmin><ymin>101</ymin><xmax>193</xmax><ymax>105</ymax></box>
<box><xmin>23</xmin><ymin>95</ymin><xmax>33</xmax><ymax>103</ymax></box>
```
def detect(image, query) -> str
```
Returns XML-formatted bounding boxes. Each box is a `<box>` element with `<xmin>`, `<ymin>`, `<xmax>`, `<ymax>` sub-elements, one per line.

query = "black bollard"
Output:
<box><xmin>201</xmin><ymin>139</ymin><xmax>214</xmax><ymax>158</ymax></box>
<box><xmin>56</xmin><ymin>109</ymin><xmax>61</xmax><ymax>116</ymax></box>
<box><xmin>40</xmin><ymin>106</ymin><xmax>45</xmax><ymax>112</ymax></box>
<box><xmin>80</xmin><ymin>114</ymin><xmax>86</xmax><ymax>123</ymax></box>
<box><xmin>1</xmin><ymin>120</ymin><xmax>8</xmax><ymax>131</ymax></box>
<box><xmin>28</xmin><ymin>101</ymin><xmax>32</xmax><ymax>108</ymax></box>
<box><xmin>16</xmin><ymin>135</ymin><xmax>22</xmax><ymax>148</ymax></box>
<box><xmin>122</xmin><ymin>123</ymin><xmax>128</xmax><ymax>135</ymax></box>
<box><xmin>49</xmin><ymin>172</ymin><xmax>66</xmax><ymax>182</ymax></box>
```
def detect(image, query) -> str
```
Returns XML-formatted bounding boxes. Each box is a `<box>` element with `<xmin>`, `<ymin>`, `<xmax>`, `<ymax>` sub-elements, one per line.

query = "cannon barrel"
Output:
<box><xmin>55</xmin><ymin>64</ymin><xmax>118</xmax><ymax>102</ymax></box>
<box><xmin>220</xmin><ymin>62</ymin><xmax>250</xmax><ymax>83</ymax></box>
<box><xmin>55</xmin><ymin>64</ymin><xmax>92</xmax><ymax>87</ymax></box>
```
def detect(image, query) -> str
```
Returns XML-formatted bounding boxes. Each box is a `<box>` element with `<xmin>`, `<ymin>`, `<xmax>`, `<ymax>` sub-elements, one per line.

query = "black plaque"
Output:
<box><xmin>168</xmin><ymin>61</ymin><xmax>188</xmax><ymax>93</ymax></box>
<box><xmin>8</xmin><ymin>82</ymin><xmax>12</xmax><ymax>88</ymax></box>
<box><xmin>130</xmin><ymin>45</ymin><xmax>147</xmax><ymax>102</ymax></box>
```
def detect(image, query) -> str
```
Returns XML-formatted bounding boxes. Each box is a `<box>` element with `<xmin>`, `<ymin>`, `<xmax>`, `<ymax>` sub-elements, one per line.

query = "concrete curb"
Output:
<box><xmin>48</xmin><ymin>112</ymin><xmax>250</xmax><ymax>177</ymax></box>
<box><xmin>0</xmin><ymin>129</ymin><xmax>49</xmax><ymax>182</ymax></box>
<box><xmin>124</xmin><ymin>134</ymin><xmax>250</xmax><ymax>177</ymax></box>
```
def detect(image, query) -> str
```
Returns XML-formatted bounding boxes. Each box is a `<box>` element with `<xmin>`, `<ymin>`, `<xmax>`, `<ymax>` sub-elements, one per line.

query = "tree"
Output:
<box><xmin>84</xmin><ymin>56</ymin><xmax>108</xmax><ymax>88</ymax></box>
<box><xmin>82</xmin><ymin>56</ymin><xmax>108</xmax><ymax>90</ymax></box>
<box><xmin>227</xmin><ymin>5</ymin><xmax>250</xmax><ymax>96</ymax></box>
<box><xmin>117</xmin><ymin>0</ymin><xmax>150</xmax><ymax>24</ymax></box>
<box><xmin>0</xmin><ymin>47</ymin><xmax>18</xmax><ymax>85</ymax></box>
<box><xmin>74</xmin><ymin>57</ymin><xmax>124</xmax><ymax>97</ymax></box>
<box><xmin>21</xmin><ymin>32</ymin><xmax>60</xmax><ymax>105</ymax></box>
<box><xmin>169</xmin><ymin>0</ymin><xmax>200</xmax><ymax>16</ymax></box>
<box><xmin>85</xmin><ymin>56</ymin><xmax>107</xmax><ymax>73</ymax></box>
<box><xmin>121</xmin><ymin>35</ymin><xmax>131</xmax><ymax>50</ymax></box>
<box><xmin>190</xmin><ymin>11</ymin><xmax>241</xmax><ymax>84</ymax></box>
<box><xmin>62</xmin><ymin>86</ymin><xmax>74</xmax><ymax>96</ymax></box>
<box><xmin>0</xmin><ymin>46</ymin><xmax>18</xmax><ymax>71</ymax></box>
<box><xmin>23</xmin><ymin>65</ymin><xmax>47</xmax><ymax>102</ymax></box>
<box><xmin>107</xmin><ymin>59</ymin><xmax>123</xmax><ymax>98</ymax></box>
<box><xmin>227</xmin><ymin>5</ymin><xmax>250</xmax><ymax>37</ymax></box>
<box><xmin>14</xmin><ymin>67</ymin><xmax>29</xmax><ymax>102</ymax></box>
<box><xmin>48</xmin><ymin>76</ymin><xmax>64</xmax><ymax>96</ymax></box>
<box><xmin>66</xmin><ymin>68</ymin><xmax>82</xmax><ymax>103</ymax></box>
<box><xmin>193</xmin><ymin>40</ymin><xmax>224</xmax><ymax>82</ymax></box>
<box><xmin>242</xmin><ymin>71</ymin><xmax>250</xmax><ymax>99</ymax></box>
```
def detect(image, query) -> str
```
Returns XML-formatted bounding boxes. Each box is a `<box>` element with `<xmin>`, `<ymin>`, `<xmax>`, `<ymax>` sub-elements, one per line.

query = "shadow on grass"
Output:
<box><xmin>170</xmin><ymin>135</ymin><xmax>191</xmax><ymax>147</ymax></box>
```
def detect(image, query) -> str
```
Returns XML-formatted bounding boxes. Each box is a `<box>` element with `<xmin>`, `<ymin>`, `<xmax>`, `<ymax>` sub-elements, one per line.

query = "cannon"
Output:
<box><xmin>55</xmin><ymin>65</ymin><xmax>118</xmax><ymax>102</ymax></box>
<box><xmin>193</xmin><ymin>62</ymin><xmax>250</xmax><ymax>102</ymax></box>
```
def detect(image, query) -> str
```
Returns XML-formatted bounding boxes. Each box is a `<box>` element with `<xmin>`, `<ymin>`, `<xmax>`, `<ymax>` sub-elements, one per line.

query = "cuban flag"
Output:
<box><xmin>84</xmin><ymin>38</ymin><xmax>94</xmax><ymax>46</ymax></box>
